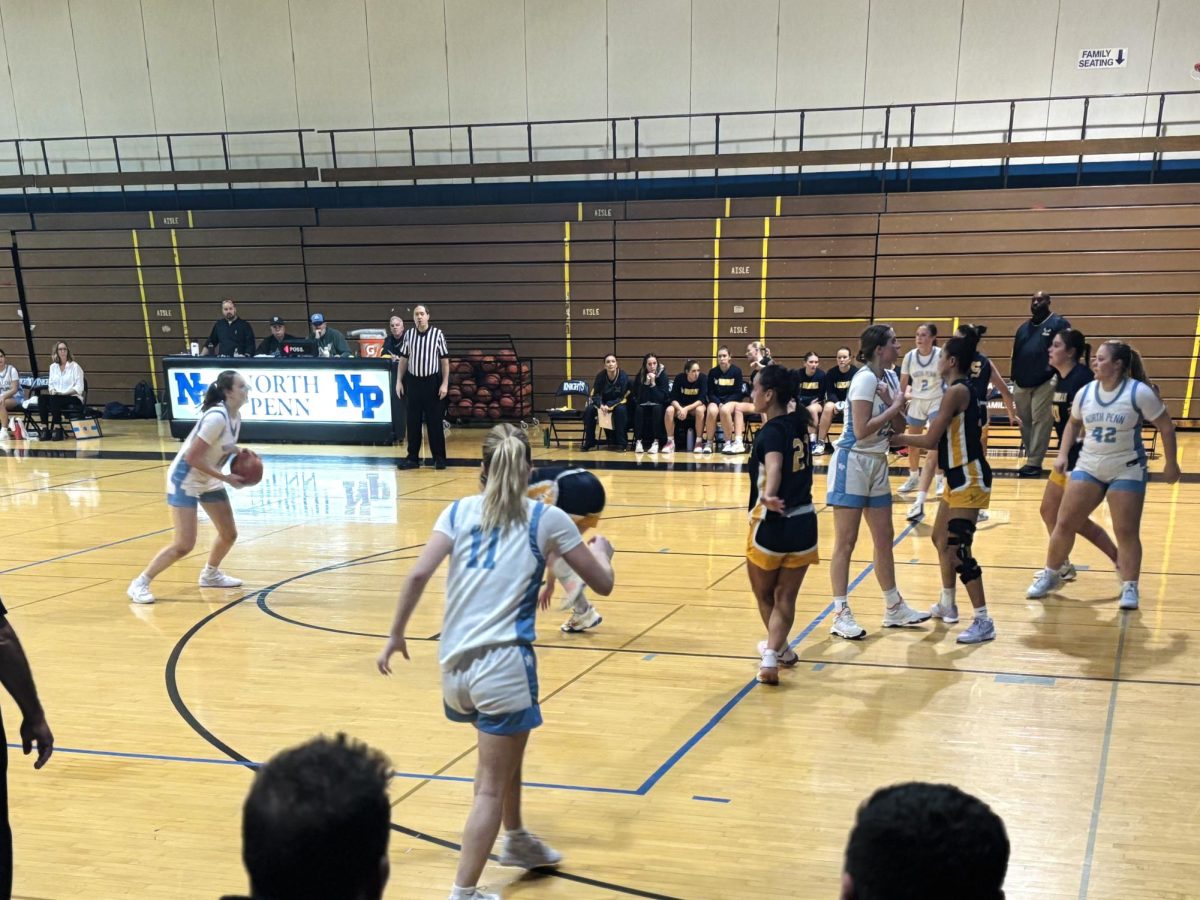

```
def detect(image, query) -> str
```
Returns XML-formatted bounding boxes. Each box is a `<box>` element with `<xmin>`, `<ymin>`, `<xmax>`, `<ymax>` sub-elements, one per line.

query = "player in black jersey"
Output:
<box><xmin>906</xmin><ymin>324</ymin><xmax>1020</xmax><ymax>524</ymax></box>
<box><xmin>1039</xmin><ymin>328</ymin><xmax>1117</xmax><ymax>579</ymax></box>
<box><xmin>797</xmin><ymin>351</ymin><xmax>826</xmax><ymax>450</ymax></box>
<box><xmin>815</xmin><ymin>346</ymin><xmax>856</xmax><ymax>455</ymax></box>
<box><xmin>745</xmin><ymin>365</ymin><xmax>818</xmax><ymax>684</ymax></box>
<box><xmin>527</xmin><ymin>467</ymin><xmax>608</xmax><ymax>633</ymax></box>
<box><xmin>892</xmin><ymin>326</ymin><xmax>996</xmax><ymax>644</ymax></box>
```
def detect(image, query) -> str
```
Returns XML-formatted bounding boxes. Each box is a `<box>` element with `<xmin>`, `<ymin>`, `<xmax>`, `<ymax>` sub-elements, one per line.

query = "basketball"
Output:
<box><xmin>231</xmin><ymin>449</ymin><xmax>263</xmax><ymax>486</ymax></box>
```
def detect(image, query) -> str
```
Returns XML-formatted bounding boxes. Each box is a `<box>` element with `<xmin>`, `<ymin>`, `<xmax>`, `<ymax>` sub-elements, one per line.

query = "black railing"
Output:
<box><xmin>0</xmin><ymin>89</ymin><xmax>1193</xmax><ymax>199</ymax></box>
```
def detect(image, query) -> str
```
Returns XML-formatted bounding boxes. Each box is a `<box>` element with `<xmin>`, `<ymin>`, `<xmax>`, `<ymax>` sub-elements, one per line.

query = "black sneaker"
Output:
<box><xmin>396</xmin><ymin>458</ymin><xmax>420</xmax><ymax>470</ymax></box>
<box><xmin>1017</xmin><ymin>464</ymin><xmax>1042</xmax><ymax>478</ymax></box>
<box><xmin>433</xmin><ymin>459</ymin><xmax>447</xmax><ymax>470</ymax></box>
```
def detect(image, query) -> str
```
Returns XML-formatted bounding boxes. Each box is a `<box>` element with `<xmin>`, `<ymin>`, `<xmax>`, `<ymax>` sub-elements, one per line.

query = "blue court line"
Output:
<box><xmin>692</xmin><ymin>795</ymin><xmax>731</xmax><ymax>803</ymax></box>
<box><xmin>995</xmin><ymin>673</ymin><xmax>1056</xmax><ymax>687</ymax></box>
<box><xmin>1078</xmin><ymin>614</ymin><xmax>1130</xmax><ymax>900</ymax></box>
<box><xmin>633</xmin><ymin>522</ymin><xmax>917</xmax><ymax>795</ymax></box>
<box><xmin>812</xmin><ymin>662</ymin><xmax>826</xmax><ymax>672</ymax></box>
<box><xmin>7</xmin><ymin>744</ymin><xmax>641</xmax><ymax>795</ymax></box>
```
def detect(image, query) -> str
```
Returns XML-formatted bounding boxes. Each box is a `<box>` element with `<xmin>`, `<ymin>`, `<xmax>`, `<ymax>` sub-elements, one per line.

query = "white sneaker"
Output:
<box><xmin>447</xmin><ymin>888</ymin><xmax>499</xmax><ymax>900</ymax></box>
<box><xmin>635</xmin><ymin>440</ymin><xmax>645</xmax><ymax>453</ymax></box>
<box><xmin>928</xmin><ymin>601</ymin><xmax>960</xmax><ymax>624</ymax></box>
<box><xmin>701</xmin><ymin>442</ymin><xmax>713</xmax><ymax>455</ymax></box>
<box><xmin>977</xmin><ymin>509</ymin><xmax>990</xmax><ymax>522</ymax></box>
<box><xmin>127</xmin><ymin>577</ymin><xmax>155</xmax><ymax>605</ymax></box>
<box><xmin>1119</xmin><ymin>582</ymin><xmax>1139</xmax><ymax>610</ymax></box>
<box><xmin>905</xmin><ymin>499</ymin><xmax>925</xmax><ymax>523</ymax></box>
<box><xmin>662</xmin><ymin>439</ymin><xmax>675</xmax><ymax>453</ymax></box>
<box><xmin>882</xmin><ymin>601</ymin><xmax>931</xmax><ymax>628</ymax></box>
<box><xmin>898</xmin><ymin>474</ymin><xmax>920</xmax><ymax>494</ymax></box>
<box><xmin>198</xmin><ymin>568</ymin><xmax>243</xmax><ymax>588</ymax></box>
<box><xmin>499</xmin><ymin>831</ymin><xmax>563</xmax><ymax>869</ymax></box>
<box><xmin>561</xmin><ymin>604</ymin><xmax>602</xmax><ymax>633</ymax></box>
<box><xmin>758</xmin><ymin>649</ymin><xmax>779</xmax><ymax>685</ymax></box>
<box><xmin>935</xmin><ymin>475</ymin><xmax>945</xmax><ymax>495</ymax></box>
<box><xmin>693</xmin><ymin>441</ymin><xmax>705</xmax><ymax>454</ymax></box>
<box><xmin>812</xmin><ymin>441</ymin><xmax>826</xmax><ymax>456</ymax></box>
<box><xmin>1058</xmin><ymin>561</ymin><xmax>1077</xmax><ymax>581</ymax></box>
<box><xmin>720</xmin><ymin>441</ymin><xmax>737</xmax><ymax>455</ymax></box>
<box><xmin>1026</xmin><ymin>568</ymin><xmax>1063</xmax><ymax>599</ymax></box>
<box><xmin>831</xmin><ymin>607</ymin><xmax>867</xmax><ymax>640</ymax></box>
<box><xmin>648</xmin><ymin>440</ymin><xmax>659</xmax><ymax>454</ymax></box>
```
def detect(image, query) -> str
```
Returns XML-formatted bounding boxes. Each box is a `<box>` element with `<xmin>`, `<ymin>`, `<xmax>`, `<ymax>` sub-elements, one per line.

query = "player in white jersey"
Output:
<box><xmin>377</xmin><ymin>424</ymin><xmax>615</xmax><ymax>900</ymax></box>
<box><xmin>127</xmin><ymin>370</ymin><xmax>250</xmax><ymax>605</ymax></box>
<box><xmin>1027</xmin><ymin>341</ymin><xmax>1180</xmax><ymax>610</ymax></box>
<box><xmin>826</xmin><ymin>324</ymin><xmax>930</xmax><ymax>639</ymax></box>
<box><xmin>898</xmin><ymin>323</ymin><xmax>944</xmax><ymax>494</ymax></box>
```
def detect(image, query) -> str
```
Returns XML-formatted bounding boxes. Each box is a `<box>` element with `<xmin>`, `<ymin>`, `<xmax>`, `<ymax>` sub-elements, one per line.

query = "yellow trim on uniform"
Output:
<box><xmin>711</xmin><ymin>218</ymin><xmax>721</xmax><ymax>364</ymax></box>
<box><xmin>759</xmin><ymin>217</ymin><xmax>770</xmax><ymax>341</ymax></box>
<box><xmin>563</xmin><ymin>222</ymin><xmax>573</xmax><ymax>391</ymax></box>
<box><xmin>1183</xmin><ymin>302</ymin><xmax>1200</xmax><ymax>417</ymax></box>
<box><xmin>170</xmin><ymin>228</ymin><xmax>190</xmax><ymax>345</ymax></box>
<box><xmin>131</xmin><ymin>230</ymin><xmax>159</xmax><ymax>394</ymax></box>
<box><xmin>943</xmin><ymin>460</ymin><xmax>990</xmax><ymax>509</ymax></box>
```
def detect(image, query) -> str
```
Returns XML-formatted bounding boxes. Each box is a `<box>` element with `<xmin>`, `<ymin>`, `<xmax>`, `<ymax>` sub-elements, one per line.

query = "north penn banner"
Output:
<box><xmin>170</xmin><ymin>364</ymin><xmax>389</xmax><ymax>423</ymax></box>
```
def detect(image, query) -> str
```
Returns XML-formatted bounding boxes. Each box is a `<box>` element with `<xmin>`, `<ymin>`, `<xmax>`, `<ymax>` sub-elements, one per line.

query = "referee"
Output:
<box><xmin>396</xmin><ymin>304</ymin><xmax>450</xmax><ymax>470</ymax></box>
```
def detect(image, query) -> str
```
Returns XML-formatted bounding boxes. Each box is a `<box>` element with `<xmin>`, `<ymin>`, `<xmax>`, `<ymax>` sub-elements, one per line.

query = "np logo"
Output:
<box><xmin>335</xmin><ymin>374</ymin><xmax>385</xmax><ymax>419</ymax></box>
<box><xmin>175</xmin><ymin>372</ymin><xmax>205</xmax><ymax>406</ymax></box>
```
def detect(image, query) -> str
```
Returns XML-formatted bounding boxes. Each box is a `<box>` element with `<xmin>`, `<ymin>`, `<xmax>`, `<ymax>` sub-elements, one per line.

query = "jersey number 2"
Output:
<box><xmin>466</xmin><ymin>526</ymin><xmax>501</xmax><ymax>569</ymax></box>
<box><xmin>791</xmin><ymin>438</ymin><xmax>808</xmax><ymax>473</ymax></box>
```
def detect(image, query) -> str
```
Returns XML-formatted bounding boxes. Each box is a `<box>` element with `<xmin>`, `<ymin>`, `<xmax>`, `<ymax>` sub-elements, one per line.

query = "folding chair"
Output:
<box><xmin>545</xmin><ymin>379</ymin><xmax>591</xmax><ymax>447</ymax></box>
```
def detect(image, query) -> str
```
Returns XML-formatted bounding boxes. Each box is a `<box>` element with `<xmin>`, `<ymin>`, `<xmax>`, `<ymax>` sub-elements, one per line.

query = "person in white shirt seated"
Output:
<box><xmin>0</xmin><ymin>347</ymin><xmax>22</xmax><ymax>439</ymax></box>
<box><xmin>38</xmin><ymin>341</ymin><xmax>85</xmax><ymax>440</ymax></box>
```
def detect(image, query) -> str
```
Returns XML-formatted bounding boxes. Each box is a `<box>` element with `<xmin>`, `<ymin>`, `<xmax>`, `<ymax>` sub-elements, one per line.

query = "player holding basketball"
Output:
<box><xmin>826</xmin><ymin>325</ymin><xmax>929</xmax><ymax>639</ymax></box>
<box><xmin>528</xmin><ymin>466</ymin><xmax>607</xmax><ymax>633</ymax></box>
<box><xmin>1027</xmin><ymin>341</ymin><xmax>1180</xmax><ymax>609</ymax></box>
<box><xmin>376</xmin><ymin>424</ymin><xmax>615</xmax><ymax>900</ymax></box>
<box><xmin>890</xmin><ymin>326</ymin><xmax>996</xmax><ymax>643</ymax></box>
<box><xmin>1037</xmin><ymin>328</ymin><xmax>1117</xmax><ymax>581</ymax></box>
<box><xmin>745</xmin><ymin>365</ymin><xmax>819</xmax><ymax>684</ymax></box>
<box><xmin>127</xmin><ymin>370</ymin><xmax>249</xmax><ymax>605</ymax></box>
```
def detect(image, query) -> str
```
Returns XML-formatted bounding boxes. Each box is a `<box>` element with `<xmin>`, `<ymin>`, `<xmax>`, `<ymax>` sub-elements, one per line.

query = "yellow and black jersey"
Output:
<box><xmin>937</xmin><ymin>379</ymin><xmax>985</xmax><ymax>471</ymax></box>
<box><xmin>747</xmin><ymin>413</ymin><xmax>813</xmax><ymax>515</ymax></box>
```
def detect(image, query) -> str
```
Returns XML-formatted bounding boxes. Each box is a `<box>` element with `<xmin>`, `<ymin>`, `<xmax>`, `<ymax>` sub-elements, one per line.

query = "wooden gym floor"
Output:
<box><xmin>2</xmin><ymin>422</ymin><xmax>1200</xmax><ymax>899</ymax></box>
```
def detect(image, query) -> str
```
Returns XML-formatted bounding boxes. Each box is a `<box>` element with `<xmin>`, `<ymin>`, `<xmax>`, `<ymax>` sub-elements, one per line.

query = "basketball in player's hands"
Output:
<box><xmin>231</xmin><ymin>449</ymin><xmax>263</xmax><ymax>487</ymax></box>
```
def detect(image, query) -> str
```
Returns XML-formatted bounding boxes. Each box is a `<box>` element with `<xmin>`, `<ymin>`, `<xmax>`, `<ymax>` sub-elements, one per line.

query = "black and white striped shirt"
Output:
<box><xmin>400</xmin><ymin>325</ymin><xmax>449</xmax><ymax>377</ymax></box>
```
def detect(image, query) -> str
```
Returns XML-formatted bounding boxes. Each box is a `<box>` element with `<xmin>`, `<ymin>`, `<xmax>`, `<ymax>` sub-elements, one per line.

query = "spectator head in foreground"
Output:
<box><xmin>841</xmin><ymin>782</ymin><xmax>1008</xmax><ymax>900</ymax></box>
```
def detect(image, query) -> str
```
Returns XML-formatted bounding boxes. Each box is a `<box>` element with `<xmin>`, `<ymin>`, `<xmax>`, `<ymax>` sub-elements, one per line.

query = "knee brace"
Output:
<box><xmin>946</xmin><ymin>518</ymin><xmax>982</xmax><ymax>585</ymax></box>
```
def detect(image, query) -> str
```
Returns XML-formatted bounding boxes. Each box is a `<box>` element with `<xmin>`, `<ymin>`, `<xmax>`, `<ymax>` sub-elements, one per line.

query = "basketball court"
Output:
<box><xmin>3</xmin><ymin>424</ymin><xmax>1198</xmax><ymax>899</ymax></box>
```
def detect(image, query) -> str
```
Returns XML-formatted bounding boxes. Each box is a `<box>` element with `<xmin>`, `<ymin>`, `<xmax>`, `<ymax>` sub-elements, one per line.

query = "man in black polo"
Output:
<box><xmin>395</xmin><ymin>305</ymin><xmax>449</xmax><ymax>470</ymax></box>
<box><xmin>1010</xmin><ymin>291</ymin><xmax>1070</xmax><ymax>477</ymax></box>
<box><xmin>255</xmin><ymin>316</ymin><xmax>298</xmax><ymax>356</ymax></box>
<box><xmin>204</xmin><ymin>299</ymin><xmax>255</xmax><ymax>357</ymax></box>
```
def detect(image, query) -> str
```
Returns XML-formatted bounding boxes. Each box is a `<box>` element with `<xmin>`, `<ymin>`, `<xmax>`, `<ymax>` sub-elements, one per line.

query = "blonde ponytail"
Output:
<box><xmin>481</xmin><ymin>423</ymin><xmax>532</xmax><ymax>531</ymax></box>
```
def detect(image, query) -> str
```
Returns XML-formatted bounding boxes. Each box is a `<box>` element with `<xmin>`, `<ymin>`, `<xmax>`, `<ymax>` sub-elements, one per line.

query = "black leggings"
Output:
<box><xmin>634</xmin><ymin>403</ymin><xmax>667</xmax><ymax>445</ymax></box>
<box><xmin>38</xmin><ymin>394</ymin><xmax>83</xmax><ymax>426</ymax></box>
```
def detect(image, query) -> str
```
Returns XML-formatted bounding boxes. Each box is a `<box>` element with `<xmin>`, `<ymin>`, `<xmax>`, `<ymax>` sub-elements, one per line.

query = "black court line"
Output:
<box><xmin>165</xmin><ymin>547</ymin><xmax>681</xmax><ymax>900</ymax></box>
<box><xmin>12</xmin><ymin>444</ymin><xmax>1200</xmax><ymax>482</ymax></box>
<box><xmin>0</xmin><ymin>461</ymin><xmax>170</xmax><ymax>499</ymax></box>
